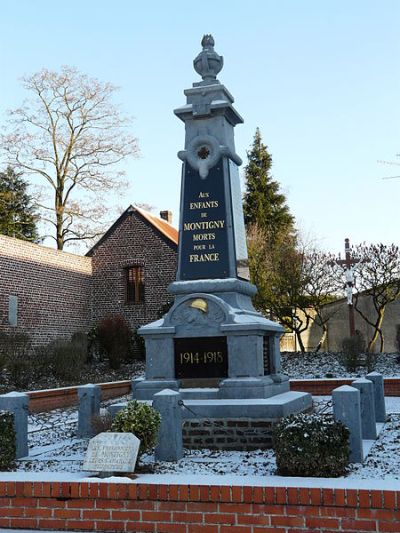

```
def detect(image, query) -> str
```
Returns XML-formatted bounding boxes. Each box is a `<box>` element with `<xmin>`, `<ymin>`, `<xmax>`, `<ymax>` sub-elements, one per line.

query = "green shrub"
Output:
<box><xmin>0</xmin><ymin>411</ymin><xmax>16</xmax><ymax>471</ymax></box>
<box><xmin>97</xmin><ymin>315</ymin><xmax>133</xmax><ymax>369</ymax></box>
<box><xmin>71</xmin><ymin>331</ymin><xmax>89</xmax><ymax>359</ymax></box>
<box><xmin>273</xmin><ymin>413</ymin><xmax>350</xmax><ymax>477</ymax></box>
<box><xmin>365</xmin><ymin>351</ymin><xmax>377</xmax><ymax>373</ymax></box>
<box><xmin>341</xmin><ymin>333</ymin><xmax>365</xmax><ymax>372</ymax></box>
<box><xmin>47</xmin><ymin>338</ymin><xmax>87</xmax><ymax>381</ymax></box>
<box><xmin>87</xmin><ymin>324</ymin><xmax>101</xmax><ymax>362</ymax></box>
<box><xmin>111</xmin><ymin>400</ymin><xmax>161</xmax><ymax>456</ymax></box>
<box><xmin>0</xmin><ymin>332</ymin><xmax>32</xmax><ymax>388</ymax></box>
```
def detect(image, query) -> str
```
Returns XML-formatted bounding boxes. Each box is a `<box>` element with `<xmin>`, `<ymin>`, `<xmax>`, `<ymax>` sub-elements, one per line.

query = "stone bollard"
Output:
<box><xmin>352</xmin><ymin>378</ymin><xmax>377</xmax><ymax>440</ymax></box>
<box><xmin>152</xmin><ymin>389</ymin><xmax>183</xmax><ymax>462</ymax></box>
<box><xmin>77</xmin><ymin>384</ymin><xmax>101</xmax><ymax>438</ymax></box>
<box><xmin>366</xmin><ymin>372</ymin><xmax>386</xmax><ymax>423</ymax></box>
<box><xmin>0</xmin><ymin>392</ymin><xmax>29</xmax><ymax>458</ymax></box>
<box><xmin>332</xmin><ymin>385</ymin><xmax>363</xmax><ymax>463</ymax></box>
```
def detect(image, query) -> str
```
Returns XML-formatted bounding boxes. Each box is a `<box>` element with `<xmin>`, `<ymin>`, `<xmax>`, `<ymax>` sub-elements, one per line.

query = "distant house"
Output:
<box><xmin>0</xmin><ymin>206</ymin><xmax>178</xmax><ymax>346</ymax></box>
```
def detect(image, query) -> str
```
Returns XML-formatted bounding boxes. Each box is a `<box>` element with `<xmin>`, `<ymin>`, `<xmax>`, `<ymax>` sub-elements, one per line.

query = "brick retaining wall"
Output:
<box><xmin>290</xmin><ymin>377</ymin><xmax>400</xmax><ymax>396</ymax></box>
<box><xmin>24</xmin><ymin>377</ymin><xmax>400</xmax><ymax>413</ymax></box>
<box><xmin>0</xmin><ymin>479</ymin><xmax>399</xmax><ymax>532</ymax></box>
<box><xmin>183</xmin><ymin>418</ymin><xmax>276</xmax><ymax>450</ymax></box>
<box><xmin>28</xmin><ymin>381</ymin><xmax>131</xmax><ymax>413</ymax></box>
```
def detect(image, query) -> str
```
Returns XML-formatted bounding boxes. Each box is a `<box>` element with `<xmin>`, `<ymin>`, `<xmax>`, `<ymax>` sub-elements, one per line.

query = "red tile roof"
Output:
<box><xmin>134</xmin><ymin>206</ymin><xmax>178</xmax><ymax>245</ymax></box>
<box><xmin>86</xmin><ymin>205</ymin><xmax>178</xmax><ymax>256</ymax></box>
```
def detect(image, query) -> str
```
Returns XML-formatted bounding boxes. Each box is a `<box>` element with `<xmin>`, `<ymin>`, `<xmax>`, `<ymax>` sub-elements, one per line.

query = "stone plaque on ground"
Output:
<box><xmin>83</xmin><ymin>432</ymin><xmax>140</xmax><ymax>473</ymax></box>
<box><xmin>174</xmin><ymin>336</ymin><xmax>228</xmax><ymax>379</ymax></box>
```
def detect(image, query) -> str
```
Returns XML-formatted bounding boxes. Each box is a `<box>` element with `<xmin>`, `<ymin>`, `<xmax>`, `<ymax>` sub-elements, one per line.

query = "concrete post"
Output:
<box><xmin>332</xmin><ymin>385</ymin><xmax>363</xmax><ymax>463</ymax></box>
<box><xmin>0</xmin><ymin>392</ymin><xmax>29</xmax><ymax>458</ymax></box>
<box><xmin>152</xmin><ymin>389</ymin><xmax>183</xmax><ymax>462</ymax></box>
<box><xmin>366</xmin><ymin>371</ymin><xmax>386</xmax><ymax>423</ymax></box>
<box><xmin>352</xmin><ymin>378</ymin><xmax>377</xmax><ymax>439</ymax></box>
<box><xmin>77</xmin><ymin>384</ymin><xmax>101</xmax><ymax>438</ymax></box>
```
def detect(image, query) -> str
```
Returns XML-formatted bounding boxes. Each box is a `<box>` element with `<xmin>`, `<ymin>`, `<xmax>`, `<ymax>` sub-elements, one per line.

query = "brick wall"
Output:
<box><xmin>20</xmin><ymin>376</ymin><xmax>400</xmax><ymax>413</ymax></box>
<box><xmin>89</xmin><ymin>210</ymin><xmax>177</xmax><ymax>333</ymax></box>
<box><xmin>183</xmin><ymin>418</ymin><xmax>276</xmax><ymax>450</ymax></box>
<box><xmin>27</xmin><ymin>380</ymin><xmax>131</xmax><ymax>413</ymax></box>
<box><xmin>290</xmin><ymin>377</ymin><xmax>400</xmax><ymax>396</ymax></box>
<box><xmin>0</xmin><ymin>235</ymin><xmax>92</xmax><ymax>346</ymax></box>
<box><xmin>0</xmin><ymin>480</ymin><xmax>399</xmax><ymax>532</ymax></box>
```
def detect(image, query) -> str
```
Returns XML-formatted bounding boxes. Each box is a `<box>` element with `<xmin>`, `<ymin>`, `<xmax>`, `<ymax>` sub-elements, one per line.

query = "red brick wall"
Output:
<box><xmin>27</xmin><ymin>380</ymin><xmax>131</xmax><ymax>413</ymax></box>
<box><xmin>0</xmin><ymin>480</ymin><xmax>398</xmax><ymax>532</ymax></box>
<box><xmin>0</xmin><ymin>235</ymin><xmax>92</xmax><ymax>346</ymax></box>
<box><xmin>23</xmin><ymin>377</ymin><xmax>400</xmax><ymax>413</ymax></box>
<box><xmin>89</xmin><ymin>210</ymin><xmax>177</xmax><ymax>332</ymax></box>
<box><xmin>290</xmin><ymin>378</ymin><xmax>400</xmax><ymax>396</ymax></box>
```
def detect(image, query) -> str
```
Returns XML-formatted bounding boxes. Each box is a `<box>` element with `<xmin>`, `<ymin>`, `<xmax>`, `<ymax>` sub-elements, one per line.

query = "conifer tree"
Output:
<box><xmin>243</xmin><ymin>128</ymin><xmax>295</xmax><ymax>239</ymax></box>
<box><xmin>0</xmin><ymin>166</ymin><xmax>39</xmax><ymax>242</ymax></box>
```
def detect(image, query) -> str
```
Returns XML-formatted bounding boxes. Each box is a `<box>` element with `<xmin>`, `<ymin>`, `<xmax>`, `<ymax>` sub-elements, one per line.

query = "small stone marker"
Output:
<box><xmin>83</xmin><ymin>432</ymin><xmax>140</xmax><ymax>474</ymax></box>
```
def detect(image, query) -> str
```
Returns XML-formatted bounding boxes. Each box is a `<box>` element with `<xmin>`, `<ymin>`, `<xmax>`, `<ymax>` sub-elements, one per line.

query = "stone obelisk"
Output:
<box><xmin>136</xmin><ymin>36</ymin><xmax>289</xmax><ymax>400</ymax></box>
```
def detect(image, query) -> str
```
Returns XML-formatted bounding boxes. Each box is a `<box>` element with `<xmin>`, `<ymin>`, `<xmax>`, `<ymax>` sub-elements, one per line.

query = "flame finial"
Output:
<box><xmin>193</xmin><ymin>34</ymin><xmax>223</xmax><ymax>84</ymax></box>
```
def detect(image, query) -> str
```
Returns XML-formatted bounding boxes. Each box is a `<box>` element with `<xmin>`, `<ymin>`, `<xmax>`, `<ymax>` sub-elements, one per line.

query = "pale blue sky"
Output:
<box><xmin>1</xmin><ymin>0</ymin><xmax>399</xmax><ymax>254</ymax></box>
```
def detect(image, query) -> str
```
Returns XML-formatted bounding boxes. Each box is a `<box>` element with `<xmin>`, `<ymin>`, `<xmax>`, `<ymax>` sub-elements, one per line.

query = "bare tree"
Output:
<box><xmin>1</xmin><ymin>66</ymin><xmax>139</xmax><ymax>249</ymax></box>
<box><xmin>303</xmin><ymin>250</ymin><xmax>342</xmax><ymax>351</ymax></box>
<box><xmin>353</xmin><ymin>243</ymin><xmax>400</xmax><ymax>352</ymax></box>
<box><xmin>247</xmin><ymin>224</ymin><xmax>342</xmax><ymax>352</ymax></box>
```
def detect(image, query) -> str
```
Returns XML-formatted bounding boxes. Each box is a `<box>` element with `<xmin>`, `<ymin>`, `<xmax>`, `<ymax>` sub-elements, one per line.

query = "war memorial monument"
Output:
<box><xmin>135</xmin><ymin>36</ymin><xmax>311</xmax><ymax>422</ymax></box>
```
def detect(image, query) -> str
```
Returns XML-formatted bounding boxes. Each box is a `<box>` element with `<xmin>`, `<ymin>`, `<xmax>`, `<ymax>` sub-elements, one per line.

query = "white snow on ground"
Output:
<box><xmin>9</xmin><ymin>395</ymin><xmax>400</xmax><ymax>485</ymax></box>
<box><xmin>281</xmin><ymin>351</ymin><xmax>400</xmax><ymax>379</ymax></box>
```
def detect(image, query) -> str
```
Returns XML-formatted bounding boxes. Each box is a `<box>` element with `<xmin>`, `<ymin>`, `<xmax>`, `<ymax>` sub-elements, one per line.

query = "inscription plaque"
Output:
<box><xmin>179</xmin><ymin>160</ymin><xmax>229</xmax><ymax>280</ymax></box>
<box><xmin>174</xmin><ymin>336</ymin><xmax>228</xmax><ymax>379</ymax></box>
<box><xmin>83</xmin><ymin>432</ymin><xmax>140</xmax><ymax>473</ymax></box>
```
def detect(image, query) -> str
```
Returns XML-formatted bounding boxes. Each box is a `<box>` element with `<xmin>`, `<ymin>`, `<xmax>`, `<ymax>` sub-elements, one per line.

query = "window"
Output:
<box><xmin>126</xmin><ymin>266</ymin><xmax>145</xmax><ymax>303</ymax></box>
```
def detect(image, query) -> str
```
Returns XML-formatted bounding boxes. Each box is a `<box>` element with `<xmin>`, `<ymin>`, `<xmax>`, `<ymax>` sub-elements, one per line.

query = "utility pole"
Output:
<box><xmin>335</xmin><ymin>238</ymin><xmax>360</xmax><ymax>337</ymax></box>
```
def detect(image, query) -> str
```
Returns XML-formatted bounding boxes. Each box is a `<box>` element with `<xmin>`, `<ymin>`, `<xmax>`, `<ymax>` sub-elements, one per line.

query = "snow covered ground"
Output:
<box><xmin>281</xmin><ymin>351</ymin><xmax>400</xmax><ymax>379</ymax></box>
<box><xmin>12</xmin><ymin>396</ymin><xmax>400</xmax><ymax>482</ymax></box>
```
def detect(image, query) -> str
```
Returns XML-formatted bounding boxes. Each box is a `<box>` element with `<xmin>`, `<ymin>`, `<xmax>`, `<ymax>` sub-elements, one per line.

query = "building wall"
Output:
<box><xmin>0</xmin><ymin>235</ymin><xmax>92</xmax><ymax>346</ymax></box>
<box><xmin>89</xmin><ymin>210</ymin><xmax>177</xmax><ymax>332</ymax></box>
<box><xmin>285</xmin><ymin>296</ymin><xmax>400</xmax><ymax>353</ymax></box>
<box><xmin>321</xmin><ymin>296</ymin><xmax>400</xmax><ymax>352</ymax></box>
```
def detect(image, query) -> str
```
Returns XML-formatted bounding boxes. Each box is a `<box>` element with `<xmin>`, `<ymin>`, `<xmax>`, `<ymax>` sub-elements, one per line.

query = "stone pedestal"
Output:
<box><xmin>137</xmin><ymin>279</ymin><xmax>289</xmax><ymax>400</ymax></box>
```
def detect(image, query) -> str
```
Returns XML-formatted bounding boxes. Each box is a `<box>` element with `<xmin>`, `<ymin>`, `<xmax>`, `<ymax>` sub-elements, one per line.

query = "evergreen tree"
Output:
<box><xmin>243</xmin><ymin>128</ymin><xmax>295</xmax><ymax>238</ymax></box>
<box><xmin>0</xmin><ymin>166</ymin><xmax>39</xmax><ymax>242</ymax></box>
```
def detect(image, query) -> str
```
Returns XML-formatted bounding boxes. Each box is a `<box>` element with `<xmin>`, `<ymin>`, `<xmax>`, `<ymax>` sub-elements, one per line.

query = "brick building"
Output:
<box><xmin>87</xmin><ymin>206</ymin><xmax>178</xmax><ymax>332</ymax></box>
<box><xmin>0</xmin><ymin>206</ymin><xmax>178</xmax><ymax>346</ymax></box>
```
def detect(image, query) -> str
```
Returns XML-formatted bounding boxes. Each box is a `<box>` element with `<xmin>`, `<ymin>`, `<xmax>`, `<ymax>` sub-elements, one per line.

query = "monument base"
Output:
<box><xmin>132</xmin><ymin>376</ymin><xmax>291</xmax><ymax>401</ymax></box>
<box><xmin>137</xmin><ymin>278</ymin><xmax>291</xmax><ymax>401</ymax></box>
<box><xmin>110</xmin><ymin>390</ymin><xmax>313</xmax><ymax>451</ymax></box>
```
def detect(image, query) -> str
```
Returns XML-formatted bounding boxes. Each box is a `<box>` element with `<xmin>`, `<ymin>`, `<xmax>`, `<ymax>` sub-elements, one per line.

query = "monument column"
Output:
<box><xmin>173</xmin><ymin>34</ymin><xmax>247</xmax><ymax>283</ymax></box>
<box><xmin>137</xmin><ymin>36</ymin><xmax>289</xmax><ymax>400</ymax></box>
